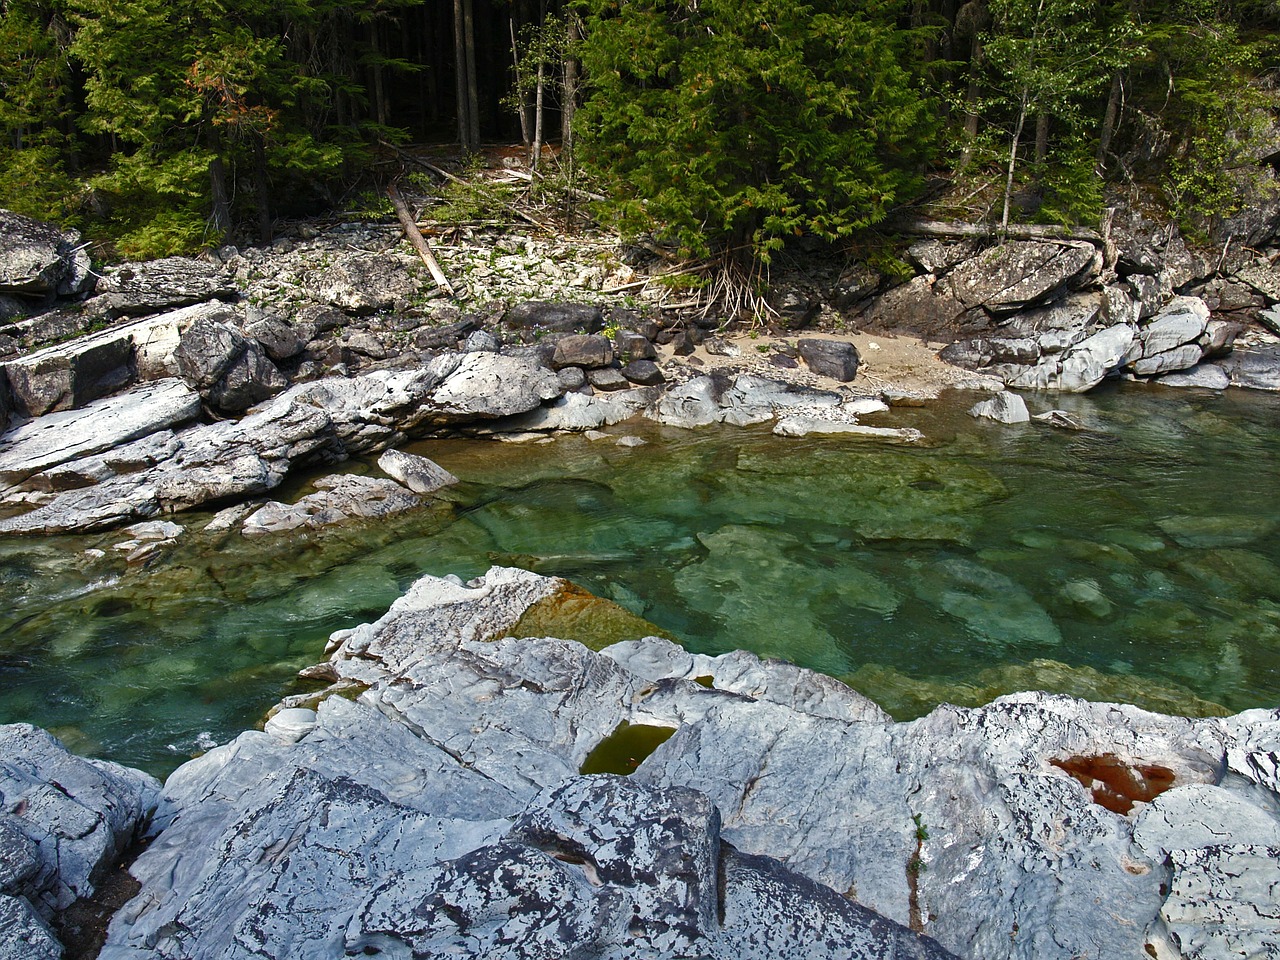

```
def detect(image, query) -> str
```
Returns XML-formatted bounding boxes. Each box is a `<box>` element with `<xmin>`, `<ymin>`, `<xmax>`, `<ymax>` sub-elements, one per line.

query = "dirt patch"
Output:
<box><xmin>658</xmin><ymin>329</ymin><xmax>1001</xmax><ymax>401</ymax></box>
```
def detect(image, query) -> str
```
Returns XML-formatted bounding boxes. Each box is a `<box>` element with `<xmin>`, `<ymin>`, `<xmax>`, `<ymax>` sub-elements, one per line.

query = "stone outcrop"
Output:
<box><xmin>0</xmin><ymin>724</ymin><xmax>160</xmax><ymax>960</ymax></box>
<box><xmin>83</xmin><ymin>567</ymin><xmax>1280</xmax><ymax>960</ymax></box>
<box><xmin>0</xmin><ymin>352</ymin><xmax>562</xmax><ymax>534</ymax></box>
<box><xmin>92</xmin><ymin>258</ymin><xmax>236</xmax><ymax>317</ymax></box>
<box><xmin>0</xmin><ymin>209</ymin><xmax>92</xmax><ymax>301</ymax></box>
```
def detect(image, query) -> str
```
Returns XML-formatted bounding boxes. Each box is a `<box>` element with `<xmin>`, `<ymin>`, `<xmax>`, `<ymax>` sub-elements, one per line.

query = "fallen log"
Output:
<box><xmin>387</xmin><ymin>183</ymin><xmax>455</xmax><ymax>296</ymax></box>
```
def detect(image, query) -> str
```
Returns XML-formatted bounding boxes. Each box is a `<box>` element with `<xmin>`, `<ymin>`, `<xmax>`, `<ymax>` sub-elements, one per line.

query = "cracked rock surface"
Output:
<box><xmin>84</xmin><ymin>566</ymin><xmax>1280</xmax><ymax>960</ymax></box>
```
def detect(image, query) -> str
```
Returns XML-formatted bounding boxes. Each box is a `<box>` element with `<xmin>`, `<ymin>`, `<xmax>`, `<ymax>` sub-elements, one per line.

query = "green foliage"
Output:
<box><xmin>89</xmin><ymin>147</ymin><xmax>218</xmax><ymax>257</ymax></box>
<box><xmin>575</xmin><ymin>0</ymin><xmax>938</xmax><ymax>266</ymax></box>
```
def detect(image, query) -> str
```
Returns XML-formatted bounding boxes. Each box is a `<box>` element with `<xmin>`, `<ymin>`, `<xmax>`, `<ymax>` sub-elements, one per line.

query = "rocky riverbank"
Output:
<box><xmin>4</xmin><ymin>567</ymin><xmax>1278</xmax><ymax>960</ymax></box>
<box><xmin>3</xmin><ymin>197</ymin><xmax>1280</xmax><ymax>536</ymax></box>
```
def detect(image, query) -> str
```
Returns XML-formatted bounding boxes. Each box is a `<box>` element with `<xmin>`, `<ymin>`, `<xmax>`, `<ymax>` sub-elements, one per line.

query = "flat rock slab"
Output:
<box><xmin>0</xmin><ymin>378</ymin><xmax>201</xmax><ymax>491</ymax></box>
<box><xmin>98</xmin><ymin>567</ymin><xmax>1280</xmax><ymax>960</ymax></box>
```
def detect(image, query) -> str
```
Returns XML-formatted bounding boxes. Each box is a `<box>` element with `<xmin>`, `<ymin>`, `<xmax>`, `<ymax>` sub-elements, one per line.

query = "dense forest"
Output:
<box><xmin>1</xmin><ymin>0</ymin><xmax>1277</xmax><ymax>265</ymax></box>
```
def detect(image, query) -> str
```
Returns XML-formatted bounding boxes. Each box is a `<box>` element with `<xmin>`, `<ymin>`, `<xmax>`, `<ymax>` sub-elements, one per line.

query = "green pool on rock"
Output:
<box><xmin>2</xmin><ymin>384</ymin><xmax>1278</xmax><ymax>777</ymax></box>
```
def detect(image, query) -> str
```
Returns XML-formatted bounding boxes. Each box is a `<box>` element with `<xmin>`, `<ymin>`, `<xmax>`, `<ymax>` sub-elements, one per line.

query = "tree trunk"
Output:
<box><xmin>463</xmin><ymin>0</ymin><xmax>480</xmax><ymax>151</ymax></box>
<box><xmin>1001</xmin><ymin>91</ymin><xmax>1028</xmax><ymax>232</ymax></box>
<box><xmin>561</xmin><ymin>14</ymin><xmax>580</xmax><ymax>154</ymax></box>
<box><xmin>371</xmin><ymin>20</ymin><xmax>387</xmax><ymax>127</ymax></box>
<box><xmin>453</xmin><ymin>0</ymin><xmax>479</xmax><ymax>152</ymax></box>
<box><xmin>208</xmin><ymin>155</ymin><xmax>232</xmax><ymax>238</ymax></box>
<box><xmin>1035</xmin><ymin>112</ymin><xmax>1049</xmax><ymax>165</ymax></box>
<box><xmin>1097</xmin><ymin>70</ymin><xmax>1123</xmax><ymax>171</ymax></box>
<box><xmin>531</xmin><ymin>58</ymin><xmax>545</xmax><ymax>171</ymax></box>
<box><xmin>959</xmin><ymin>35</ymin><xmax>983</xmax><ymax>170</ymax></box>
<box><xmin>510</xmin><ymin>18</ymin><xmax>531</xmax><ymax>146</ymax></box>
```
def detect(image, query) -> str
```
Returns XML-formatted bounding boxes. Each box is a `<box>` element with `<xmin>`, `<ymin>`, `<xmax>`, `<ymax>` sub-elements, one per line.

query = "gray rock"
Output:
<box><xmin>0</xmin><ymin>723</ymin><xmax>160</xmax><ymax>925</ymax></box>
<box><xmin>94</xmin><ymin>568</ymin><xmax>1280</xmax><ymax>960</ymax></box>
<box><xmin>868</xmin><ymin>275</ymin><xmax>968</xmax><ymax>332</ymax></box>
<box><xmin>556</xmin><ymin>365</ymin><xmax>587</xmax><ymax>391</ymax></box>
<box><xmin>946</xmin><ymin>241</ymin><xmax>1098</xmax><ymax>315</ymax></box>
<box><xmin>613</xmin><ymin>330</ymin><xmax>656</xmax><ymax>362</ymax></box>
<box><xmin>2</xmin><ymin>329</ymin><xmax>134</xmax><ymax>417</ymax></box>
<box><xmin>552</xmin><ymin>333</ymin><xmax>613</xmax><ymax>369</ymax></box>
<box><xmin>968</xmin><ymin>391</ymin><xmax>1030</xmax><ymax>423</ymax></box>
<box><xmin>0</xmin><ymin>209</ymin><xmax>90</xmax><ymax>299</ymax></box>
<box><xmin>907</xmin><ymin>239</ymin><xmax>978</xmax><ymax>273</ymax></box>
<box><xmin>620</xmin><ymin>358</ymin><xmax>665</xmax><ymax>386</ymax></box>
<box><xmin>1259</xmin><ymin>305</ymin><xmax>1280</xmax><ymax>336</ymax></box>
<box><xmin>461</xmin><ymin>329</ymin><xmax>501</xmax><ymax>353</ymax></box>
<box><xmin>207</xmin><ymin>340</ymin><xmax>287</xmax><ymax>413</ymax></box>
<box><xmin>987</xmin><ymin>337</ymin><xmax>1040</xmax><ymax>363</ymax></box>
<box><xmin>241</xmin><ymin>474</ymin><xmax>422</xmax><ymax>536</ymax></box>
<box><xmin>1133</xmin><ymin>296</ymin><xmax>1210</xmax><ymax>357</ymax></box>
<box><xmin>1217</xmin><ymin>345</ymin><xmax>1280</xmax><ymax>391</ymax></box>
<box><xmin>1131</xmin><ymin>343</ymin><xmax>1204</xmax><ymax>377</ymax></box>
<box><xmin>1199</xmin><ymin>319</ymin><xmax>1239</xmax><ymax>359</ymax></box>
<box><xmin>0</xmin><ymin>894</ymin><xmax>60</xmax><ymax>960</ymax></box>
<box><xmin>1155</xmin><ymin>364</ymin><xmax>1232</xmax><ymax>390</ymax></box>
<box><xmin>92</xmin><ymin>257</ymin><xmax>235</xmax><ymax>316</ymax></box>
<box><xmin>798</xmin><ymin>338</ymin><xmax>860</xmax><ymax>381</ymax></box>
<box><xmin>586</xmin><ymin>365</ymin><xmax>631</xmax><ymax>391</ymax></box>
<box><xmin>504</xmin><ymin>301</ymin><xmax>604</xmax><ymax>334</ymax></box>
<box><xmin>0</xmin><ymin>378</ymin><xmax>201</xmax><ymax>492</ymax></box>
<box><xmin>377</xmin><ymin>448</ymin><xmax>459</xmax><ymax>495</ymax></box>
<box><xmin>243</xmin><ymin>314</ymin><xmax>305</xmax><ymax>363</ymax></box>
<box><xmin>0</xmin><ymin>353</ymin><xmax>561</xmax><ymax>533</ymax></box>
<box><xmin>173</xmin><ymin>311</ymin><xmax>249</xmax><ymax>389</ymax></box>
<box><xmin>492</xmin><ymin>389</ymin><xmax>657</xmax><ymax>433</ymax></box>
<box><xmin>1010</xmin><ymin>323</ymin><xmax>1135</xmax><ymax>392</ymax></box>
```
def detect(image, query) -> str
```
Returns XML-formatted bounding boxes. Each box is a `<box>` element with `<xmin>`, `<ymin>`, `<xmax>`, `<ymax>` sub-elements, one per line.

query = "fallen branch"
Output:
<box><xmin>387</xmin><ymin>183</ymin><xmax>455</xmax><ymax>296</ymax></box>
<box><xmin>888</xmin><ymin>217</ymin><xmax>1103</xmax><ymax>245</ymax></box>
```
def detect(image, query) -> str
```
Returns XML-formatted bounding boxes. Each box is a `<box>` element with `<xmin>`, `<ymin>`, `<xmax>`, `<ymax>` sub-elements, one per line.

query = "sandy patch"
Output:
<box><xmin>656</xmin><ymin>329</ymin><xmax>1002</xmax><ymax>400</ymax></box>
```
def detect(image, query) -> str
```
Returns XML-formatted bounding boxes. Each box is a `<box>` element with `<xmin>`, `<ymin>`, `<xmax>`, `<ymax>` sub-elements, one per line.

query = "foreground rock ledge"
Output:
<box><xmin>28</xmin><ymin>567</ymin><xmax>1261</xmax><ymax>960</ymax></box>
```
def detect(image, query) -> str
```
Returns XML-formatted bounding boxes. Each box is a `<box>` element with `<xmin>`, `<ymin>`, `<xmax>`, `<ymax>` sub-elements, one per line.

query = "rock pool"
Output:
<box><xmin>1</xmin><ymin>384</ymin><xmax>1277</xmax><ymax>776</ymax></box>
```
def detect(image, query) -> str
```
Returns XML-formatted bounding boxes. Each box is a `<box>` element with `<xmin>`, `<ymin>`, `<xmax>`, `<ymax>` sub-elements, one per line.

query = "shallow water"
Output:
<box><xmin>2</xmin><ymin>383</ymin><xmax>1278</xmax><ymax>777</ymax></box>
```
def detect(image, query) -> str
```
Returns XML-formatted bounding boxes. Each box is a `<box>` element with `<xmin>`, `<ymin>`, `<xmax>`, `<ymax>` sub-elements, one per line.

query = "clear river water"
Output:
<box><xmin>1</xmin><ymin>384</ymin><xmax>1278</xmax><ymax>777</ymax></box>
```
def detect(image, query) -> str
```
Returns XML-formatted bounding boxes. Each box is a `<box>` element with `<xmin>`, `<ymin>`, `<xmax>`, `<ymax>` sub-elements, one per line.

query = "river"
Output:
<box><xmin>2</xmin><ymin>383</ymin><xmax>1277</xmax><ymax>776</ymax></box>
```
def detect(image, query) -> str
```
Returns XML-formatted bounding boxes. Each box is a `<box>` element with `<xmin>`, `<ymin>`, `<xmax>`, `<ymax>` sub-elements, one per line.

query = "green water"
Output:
<box><xmin>2</xmin><ymin>384</ymin><xmax>1278</xmax><ymax>777</ymax></box>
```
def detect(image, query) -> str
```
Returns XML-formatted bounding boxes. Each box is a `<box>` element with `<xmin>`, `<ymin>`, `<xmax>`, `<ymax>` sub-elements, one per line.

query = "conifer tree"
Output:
<box><xmin>574</xmin><ymin>0</ymin><xmax>936</xmax><ymax>281</ymax></box>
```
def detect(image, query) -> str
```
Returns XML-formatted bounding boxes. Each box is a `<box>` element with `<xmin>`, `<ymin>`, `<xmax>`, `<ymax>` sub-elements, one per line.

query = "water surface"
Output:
<box><xmin>1</xmin><ymin>384</ymin><xmax>1277</xmax><ymax>776</ymax></box>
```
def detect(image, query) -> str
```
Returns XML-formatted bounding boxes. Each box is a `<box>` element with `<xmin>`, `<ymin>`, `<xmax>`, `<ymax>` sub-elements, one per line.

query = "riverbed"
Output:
<box><xmin>1</xmin><ymin>383</ymin><xmax>1277</xmax><ymax>776</ymax></box>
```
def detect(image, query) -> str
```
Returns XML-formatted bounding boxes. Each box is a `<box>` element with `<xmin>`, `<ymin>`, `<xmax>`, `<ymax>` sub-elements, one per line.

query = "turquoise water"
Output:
<box><xmin>1</xmin><ymin>384</ymin><xmax>1278</xmax><ymax>776</ymax></box>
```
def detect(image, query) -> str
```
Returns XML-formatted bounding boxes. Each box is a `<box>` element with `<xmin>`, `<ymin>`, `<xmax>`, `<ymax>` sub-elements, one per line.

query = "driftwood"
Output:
<box><xmin>889</xmin><ymin>217</ymin><xmax>1103</xmax><ymax>246</ymax></box>
<box><xmin>387</xmin><ymin>183</ymin><xmax>455</xmax><ymax>296</ymax></box>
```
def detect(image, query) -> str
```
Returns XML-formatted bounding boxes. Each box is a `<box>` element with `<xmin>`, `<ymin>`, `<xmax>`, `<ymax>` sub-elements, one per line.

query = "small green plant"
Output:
<box><xmin>907</xmin><ymin>855</ymin><xmax>927</xmax><ymax>877</ymax></box>
<box><xmin>913</xmin><ymin>814</ymin><xmax>929</xmax><ymax>842</ymax></box>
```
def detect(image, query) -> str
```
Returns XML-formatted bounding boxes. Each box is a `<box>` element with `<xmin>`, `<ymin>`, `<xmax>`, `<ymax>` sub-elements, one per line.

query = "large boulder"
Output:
<box><xmin>0</xmin><ymin>724</ymin><xmax>160</xmax><ymax>960</ymax></box>
<box><xmin>1217</xmin><ymin>344</ymin><xmax>1280</xmax><ymax>391</ymax></box>
<box><xmin>946</xmin><ymin>241</ymin><xmax>1099</xmax><ymax>316</ymax></box>
<box><xmin>240</xmin><ymin>474</ymin><xmax>422</xmax><ymax>537</ymax></box>
<box><xmin>1126</xmin><ymin>297</ymin><xmax>1210</xmax><ymax>378</ymax></box>
<box><xmin>0</xmin><ymin>378</ymin><xmax>200</xmax><ymax>492</ymax></box>
<box><xmin>0</xmin><ymin>209</ymin><xmax>92</xmax><ymax>300</ymax></box>
<box><xmin>798</xmin><ymin>338</ymin><xmax>861</xmax><ymax>381</ymax></box>
<box><xmin>174</xmin><ymin>312</ymin><xmax>287</xmax><ymax>413</ymax></box>
<box><xmin>1007</xmin><ymin>323</ymin><xmax>1135</xmax><ymax>392</ymax></box>
<box><xmin>503</xmin><ymin>301</ymin><xmax>605</xmax><ymax>334</ymax></box>
<box><xmin>1</xmin><ymin>330</ymin><xmax>134</xmax><ymax>418</ymax></box>
<box><xmin>91</xmin><ymin>257</ymin><xmax>235</xmax><ymax>317</ymax></box>
<box><xmin>551</xmin><ymin>333</ymin><xmax>613</xmax><ymax>369</ymax></box>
